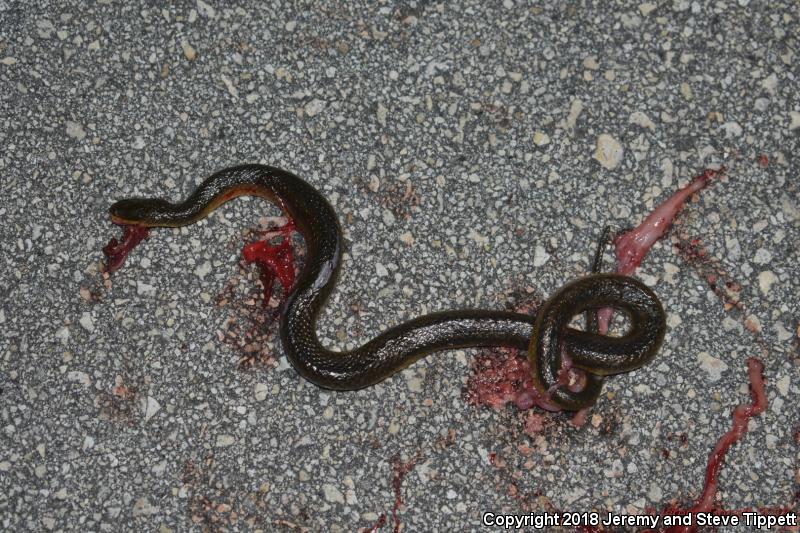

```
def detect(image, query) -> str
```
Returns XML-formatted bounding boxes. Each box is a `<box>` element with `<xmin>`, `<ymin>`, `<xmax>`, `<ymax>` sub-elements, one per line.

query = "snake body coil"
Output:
<box><xmin>109</xmin><ymin>164</ymin><xmax>667</xmax><ymax>410</ymax></box>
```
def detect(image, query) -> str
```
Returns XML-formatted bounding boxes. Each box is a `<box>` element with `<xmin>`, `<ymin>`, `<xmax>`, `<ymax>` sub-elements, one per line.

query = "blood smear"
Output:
<box><xmin>102</xmin><ymin>224</ymin><xmax>150</xmax><ymax>273</ymax></box>
<box><xmin>640</xmin><ymin>358</ymin><xmax>768</xmax><ymax>533</ymax></box>
<box><xmin>598</xmin><ymin>167</ymin><xmax>725</xmax><ymax>332</ymax></box>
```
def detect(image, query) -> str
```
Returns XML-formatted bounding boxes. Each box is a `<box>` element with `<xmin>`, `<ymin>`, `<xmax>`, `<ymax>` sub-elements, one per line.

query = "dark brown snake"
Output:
<box><xmin>109</xmin><ymin>164</ymin><xmax>667</xmax><ymax>410</ymax></box>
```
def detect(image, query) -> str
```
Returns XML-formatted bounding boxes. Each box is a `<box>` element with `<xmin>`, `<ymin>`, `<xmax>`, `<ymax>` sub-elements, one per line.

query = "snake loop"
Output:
<box><xmin>528</xmin><ymin>275</ymin><xmax>667</xmax><ymax>410</ymax></box>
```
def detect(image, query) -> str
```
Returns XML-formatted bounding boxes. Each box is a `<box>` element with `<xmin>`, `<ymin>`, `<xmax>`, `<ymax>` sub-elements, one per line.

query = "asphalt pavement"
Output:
<box><xmin>0</xmin><ymin>1</ymin><xmax>797</xmax><ymax>531</ymax></box>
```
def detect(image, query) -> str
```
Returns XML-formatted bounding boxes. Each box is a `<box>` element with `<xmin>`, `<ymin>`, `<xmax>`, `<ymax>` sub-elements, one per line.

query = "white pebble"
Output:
<box><xmin>196</xmin><ymin>0</ymin><xmax>216</xmax><ymax>18</ymax></box>
<box><xmin>752</xmin><ymin>248</ymin><xmax>772</xmax><ymax>265</ymax></box>
<box><xmin>195</xmin><ymin>261</ymin><xmax>211</xmax><ymax>279</ymax></box>
<box><xmin>254</xmin><ymin>382</ymin><xmax>269</xmax><ymax>401</ymax></box>
<box><xmin>304</xmin><ymin>98</ymin><xmax>325</xmax><ymax>117</ymax></box>
<box><xmin>55</xmin><ymin>326</ymin><xmax>70</xmax><ymax>344</ymax></box>
<box><xmin>323</xmin><ymin>483</ymin><xmax>345</xmax><ymax>503</ymax></box>
<box><xmin>629</xmin><ymin>111</ymin><xmax>655</xmax><ymax>131</ymax></box>
<box><xmin>776</xmin><ymin>375</ymin><xmax>790</xmax><ymax>396</ymax></box>
<box><xmin>215</xmin><ymin>434</ymin><xmax>235</xmax><ymax>447</ymax></box>
<box><xmin>720</xmin><ymin>121</ymin><xmax>742</xmax><ymax>137</ymax></box>
<box><xmin>137</xmin><ymin>281</ymin><xmax>156</xmax><ymax>296</ymax></box>
<box><xmin>220</xmin><ymin>74</ymin><xmax>238</xmax><ymax>98</ymax></box>
<box><xmin>65</xmin><ymin>121</ymin><xmax>86</xmax><ymax>140</ymax></box>
<box><xmin>639</xmin><ymin>3</ymin><xmax>657</xmax><ymax>15</ymax></box>
<box><xmin>181</xmin><ymin>40</ymin><xmax>196</xmax><ymax>61</ymax></box>
<box><xmin>533</xmin><ymin>245</ymin><xmax>550</xmax><ymax>267</ymax></box>
<box><xmin>79</xmin><ymin>312</ymin><xmax>94</xmax><ymax>332</ymax></box>
<box><xmin>697</xmin><ymin>351</ymin><xmax>727</xmax><ymax>382</ymax></box>
<box><xmin>594</xmin><ymin>134</ymin><xmax>624</xmax><ymax>170</ymax></box>
<box><xmin>376</xmin><ymin>103</ymin><xmax>388</xmax><ymax>126</ymax></box>
<box><xmin>760</xmin><ymin>73</ymin><xmax>778</xmax><ymax>92</ymax></box>
<box><xmin>789</xmin><ymin>111</ymin><xmax>800</xmax><ymax>131</ymax></box>
<box><xmin>532</xmin><ymin>131</ymin><xmax>550</xmax><ymax>146</ymax></box>
<box><xmin>67</xmin><ymin>371</ymin><xmax>91</xmax><ymax>386</ymax></box>
<box><xmin>582</xmin><ymin>55</ymin><xmax>599</xmax><ymax>70</ymax></box>
<box><xmin>140</xmin><ymin>396</ymin><xmax>161</xmax><ymax>421</ymax></box>
<box><xmin>757</xmin><ymin>270</ymin><xmax>776</xmax><ymax>294</ymax></box>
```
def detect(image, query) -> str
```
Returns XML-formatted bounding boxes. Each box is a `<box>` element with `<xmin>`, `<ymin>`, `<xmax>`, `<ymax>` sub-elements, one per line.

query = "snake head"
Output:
<box><xmin>109</xmin><ymin>198</ymin><xmax>173</xmax><ymax>225</ymax></box>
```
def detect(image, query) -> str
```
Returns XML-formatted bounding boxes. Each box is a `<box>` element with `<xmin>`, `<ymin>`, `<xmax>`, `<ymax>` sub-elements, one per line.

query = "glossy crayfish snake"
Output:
<box><xmin>107</xmin><ymin>164</ymin><xmax>666</xmax><ymax>410</ymax></box>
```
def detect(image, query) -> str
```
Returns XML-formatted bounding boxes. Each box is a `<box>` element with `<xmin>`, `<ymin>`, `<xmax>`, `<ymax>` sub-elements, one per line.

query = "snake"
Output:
<box><xmin>108</xmin><ymin>164</ymin><xmax>667</xmax><ymax>410</ymax></box>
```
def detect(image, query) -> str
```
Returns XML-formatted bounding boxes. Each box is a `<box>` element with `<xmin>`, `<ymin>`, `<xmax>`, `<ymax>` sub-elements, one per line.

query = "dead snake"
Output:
<box><xmin>108</xmin><ymin>164</ymin><xmax>666</xmax><ymax>410</ymax></box>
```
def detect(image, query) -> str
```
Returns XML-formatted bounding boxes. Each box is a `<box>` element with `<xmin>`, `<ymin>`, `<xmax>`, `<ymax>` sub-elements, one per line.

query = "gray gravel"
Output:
<box><xmin>1</xmin><ymin>1</ymin><xmax>798</xmax><ymax>532</ymax></box>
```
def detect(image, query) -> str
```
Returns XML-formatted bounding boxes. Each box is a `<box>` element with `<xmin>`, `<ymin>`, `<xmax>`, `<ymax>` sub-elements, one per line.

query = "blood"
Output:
<box><xmin>464</xmin><ymin>347</ymin><xmax>563</xmax><ymax>412</ymax></box>
<box><xmin>217</xmin><ymin>218</ymin><xmax>301</xmax><ymax>369</ymax></box>
<box><xmin>389</xmin><ymin>454</ymin><xmax>419</xmax><ymax>533</ymax></box>
<box><xmin>614</xmin><ymin>167</ymin><xmax>724</xmax><ymax>276</ymax></box>
<box><xmin>673</xmin><ymin>236</ymin><xmax>744</xmax><ymax>311</ymax></box>
<box><xmin>217</xmin><ymin>285</ymin><xmax>282</xmax><ymax>370</ymax></box>
<box><xmin>598</xmin><ymin>167</ymin><xmax>725</xmax><ymax>332</ymax></box>
<box><xmin>568</xmin><ymin>407</ymin><xmax>590</xmax><ymax>429</ymax></box>
<box><xmin>241</xmin><ymin>219</ymin><xmax>298</xmax><ymax>302</ymax></box>
<box><xmin>102</xmin><ymin>224</ymin><xmax>150</xmax><ymax>273</ymax></box>
<box><xmin>465</xmin><ymin>291</ymin><xmax>571</xmax><ymax>413</ymax></box>
<box><xmin>363</xmin><ymin>514</ymin><xmax>387</xmax><ymax>533</ymax></box>
<box><xmin>363</xmin><ymin>454</ymin><xmax>420</xmax><ymax>532</ymax></box>
<box><xmin>639</xmin><ymin>358</ymin><xmax>768</xmax><ymax>533</ymax></box>
<box><xmin>691</xmin><ymin>359</ymin><xmax>768</xmax><ymax>513</ymax></box>
<box><xmin>523</xmin><ymin>412</ymin><xmax>547</xmax><ymax>435</ymax></box>
<box><xmin>757</xmin><ymin>154</ymin><xmax>769</xmax><ymax>167</ymax></box>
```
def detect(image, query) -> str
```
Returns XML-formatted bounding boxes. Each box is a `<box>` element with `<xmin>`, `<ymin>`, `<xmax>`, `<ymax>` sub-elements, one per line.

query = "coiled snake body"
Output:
<box><xmin>109</xmin><ymin>164</ymin><xmax>666</xmax><ymax>410</ymax></box>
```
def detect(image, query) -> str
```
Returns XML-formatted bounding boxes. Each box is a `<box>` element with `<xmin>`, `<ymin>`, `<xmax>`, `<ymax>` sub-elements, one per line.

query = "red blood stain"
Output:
<box><xmin>241</xmin><ymin>219</ymin><xmax>298</xmax><ymax>302</ymax></box>
<box><xmin>757</xmin><ymin>154</ymin><xmax>769</xmax><ymax>167</ymax></box>
<box><xmin>614</xmin><ymin>167</ymin><xmax>724</xmax><ymax>277</ymax></box>
<box><xmin>598</xmin><ymin>167</ymin><xmax>725</xmax><ymax>332</ymax></box>
<box><xmin>217</xmin><ymin>219</ymin><xmax>301</xmax><ymax>369</ymax></box>
<box><xmin>524</xmin><ymin>412</ymin><xmax>547</xmax><ymax>435</ymax></box>
<box><xmin>390</xmin><ymin>454</ymin><xmax>419</xmax><ymax>532</ymax></box>
<box><xmin>464</xmin><ymin>347</ymin><xmax>563</xmax><ymax>412</ymax></box>
<box><xmin>102</xmin><ymin>224</ymin><xmax>150</xmax><ymax>273</ymax></box>
<box><xmin>638</xmin><ymin>358</ymin><xmax>768</xmax><ymax>533</ymax></box>
<box><xmin>363</xmin><ymin>454</ymin><xmax>421</xmax><ymax>532</ymax></box>
<box><xmin>465</xmin><ymin>292</ymin><xmax>569</xmax><ymax>413</ymax></box>
<box><xmin>568</xmin><ymin>407</ymin><xmax>590</xmax><ymax>429</ymax></box>
<box><xmin>217</xmin><ymin>286</ymin><xmax>281</xmax><ymax>370</ymax></box>
<box><xmin>363</xmin><ymin>513</ymin><xmax>387</xmax><ymax>533</ymax></box>
<box><xmin>673</xmin><ymin>236</ymin><xmax>743</xmax><ymax>311</ymax></box>
<box><xmin>689</xmin><ymin>359</ymin><xmax>768</xmax><ymax>514</ymax></box>
<box><xmin>486</xmin><ymin>448</ymin><xmax>551</xmax><ymax>514</ymax></box>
